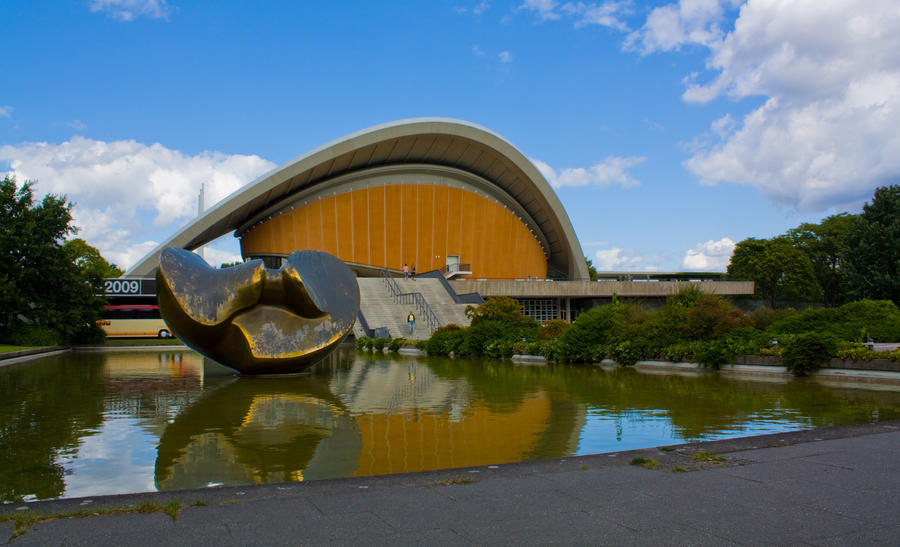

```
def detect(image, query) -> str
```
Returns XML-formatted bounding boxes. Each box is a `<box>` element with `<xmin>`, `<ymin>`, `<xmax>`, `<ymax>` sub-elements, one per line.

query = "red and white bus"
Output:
<box><xmin>99</xmin><ymin>278</ymin><xmax>173</xmax><ymax>339</ymax></box>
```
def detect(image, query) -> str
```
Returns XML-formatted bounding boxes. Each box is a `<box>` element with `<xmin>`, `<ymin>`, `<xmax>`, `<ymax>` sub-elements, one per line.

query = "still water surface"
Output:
<box><xmin>3</xmin><ymin>348</ymin><xmax>900</xmax><ymax>502</ymax></box>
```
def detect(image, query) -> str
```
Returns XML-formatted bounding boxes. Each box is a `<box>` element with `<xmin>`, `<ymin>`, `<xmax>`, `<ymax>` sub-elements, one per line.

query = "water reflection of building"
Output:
<box><xmin>330</xmin><ymin>358</ymin><xmax>578</xmax><ymax>476</ymax></box>
<box><xmin>99</xmin><ymin>351</ymin><xmax>207</xmax><ymax>425</ymax></box>
<box><xmin>153</xmin><ymin>352</ymin><xmax>585</xmax><ymax>491</ymax></box>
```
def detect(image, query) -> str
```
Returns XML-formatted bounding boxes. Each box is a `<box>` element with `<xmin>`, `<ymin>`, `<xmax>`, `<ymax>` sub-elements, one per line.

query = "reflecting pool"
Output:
<box><xmin>3</xmin><ymin>348</ymin><xmax>900</xmax><ymax>502</ymax></box>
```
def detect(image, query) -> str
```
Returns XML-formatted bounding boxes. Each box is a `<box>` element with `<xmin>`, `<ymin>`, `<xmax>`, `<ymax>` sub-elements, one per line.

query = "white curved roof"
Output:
<box><xmin>127</xmin><ymin>118</ymin><xmax>588</xmax><ymax>280</ymax></box>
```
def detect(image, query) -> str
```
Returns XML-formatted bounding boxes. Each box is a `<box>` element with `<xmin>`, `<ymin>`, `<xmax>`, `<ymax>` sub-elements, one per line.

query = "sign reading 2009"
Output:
<box><xmin>103</xmin><ymin>278</ymin><xmax>156</xmax><ymax>296</ymax></box>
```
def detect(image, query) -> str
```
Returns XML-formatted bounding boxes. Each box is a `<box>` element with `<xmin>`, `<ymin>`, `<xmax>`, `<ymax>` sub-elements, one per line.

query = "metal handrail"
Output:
<box><xmin>440</xmin><ymin>263</ymin><xmax>472</xmax><ymax>277</ymax></box>
<box><xmin>380</xmin><ymin>269</ymin><xmax>441</xmax><ymax>334</ymax></box>
<box><xmin>381</xmin><ymin>268</ymin><xmax>402</xmax><ymax>297</ymax></box>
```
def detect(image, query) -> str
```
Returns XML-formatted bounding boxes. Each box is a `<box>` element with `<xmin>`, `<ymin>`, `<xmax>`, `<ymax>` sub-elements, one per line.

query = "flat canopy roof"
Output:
<box><xmin>127</xmin><ymin>118</ymin><xmax>589</xmax><ymax>280</ymax></box>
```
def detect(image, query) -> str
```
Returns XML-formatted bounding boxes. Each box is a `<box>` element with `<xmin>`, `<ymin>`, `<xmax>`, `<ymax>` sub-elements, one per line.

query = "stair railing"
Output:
<box><xmin>379</xmin><ymin>269</ymin><xmax>441</xmax><ymax>334</ymax></box>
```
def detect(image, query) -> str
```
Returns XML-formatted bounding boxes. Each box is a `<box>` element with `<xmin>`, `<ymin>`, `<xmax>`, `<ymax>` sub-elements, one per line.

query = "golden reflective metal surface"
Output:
<box><xmin>156</xmin><ymin>248</ymin><xmax>359</xmax><ymax>374</ymax></box>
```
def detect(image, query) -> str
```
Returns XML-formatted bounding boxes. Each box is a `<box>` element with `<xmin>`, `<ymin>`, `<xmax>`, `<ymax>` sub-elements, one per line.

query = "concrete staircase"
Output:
<box><xmin>394</xmin><ymin>278</ymin><xmax>471</xmax><ymax>328</ymax></box>
<box><xmin>354</xmin><ymin>277</ymin><xmax>472</xmax><ymax>340</ymax></box>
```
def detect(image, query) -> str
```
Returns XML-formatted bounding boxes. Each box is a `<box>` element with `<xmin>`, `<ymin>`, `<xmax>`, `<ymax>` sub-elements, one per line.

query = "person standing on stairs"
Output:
<box><xmin>408</xmin><ymin>311</ymin><xmax>415</xmax><ymax>335</ymax></box>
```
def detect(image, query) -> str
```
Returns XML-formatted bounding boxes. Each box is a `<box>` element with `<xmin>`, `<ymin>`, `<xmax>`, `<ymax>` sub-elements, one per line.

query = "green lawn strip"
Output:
<box><xmin>0</xmin><ymin>345</ymin><xmax>39</xmax><ymax>354</ymax></box>
<box><xmin>0</xmin><ymin>500</ymin><xmax>183</xmax><ymax>539</ymax></box>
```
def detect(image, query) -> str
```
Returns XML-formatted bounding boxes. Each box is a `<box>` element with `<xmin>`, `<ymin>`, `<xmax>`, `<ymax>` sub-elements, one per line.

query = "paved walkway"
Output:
<box><xmin>2</xmin><ymin>421</ymin><xmax>899</xmax><ymax>545</ymax></box>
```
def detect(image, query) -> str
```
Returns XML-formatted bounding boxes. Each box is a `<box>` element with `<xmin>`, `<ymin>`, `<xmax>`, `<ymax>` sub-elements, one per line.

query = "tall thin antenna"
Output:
<box><xmin>197</xmin><ymin>183</ymin><xmax>205</xmax><ymax>260</ymax></box>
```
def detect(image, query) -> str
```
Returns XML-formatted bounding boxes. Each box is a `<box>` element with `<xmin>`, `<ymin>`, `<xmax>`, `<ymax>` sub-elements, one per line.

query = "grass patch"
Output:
<box><xmin>221</xmin><ymin>499</ymin><xmax>244</xmax><ymax>505</ymax></box>
<box><xmin>0</xmin><ymin>345</ymin><xmax>38</xmax><ymax>354</ymax></box>
<box><xmin>690</xmin><ymin>450</ymin><xmax>726</xmax><ymax>463</ymax></box>
<box><xmin>659</xmin><ymin>446</ymin><xmax>676</xmax><ymax>452</ymax></box>
<box><xmin>190</xmin><ymin>500</ymin><xmax>207</xmax><ymax>507</ymax></box>
<box><xmin>430</xmin><ymin>476</ymin><xmax>476</xmax><ymax>487</ymax></box>
<box><xmin>580</xmin><ymin>464</ymin><xmax>590</xmax><ymax>471</ymax></box>
<box><xmin>0</xmin><ymin>500</ymin><xmax>183</xmax><ymax>539</ymax></box>
<box><xmin>629</xmin><ymin>457</ymin><xmax>659</xmax><ymax>469</ymax></box>
<box><xmin>672</xmin><ymin>467</ymin><xmax>687</xmax><ymax>473</ymax></box>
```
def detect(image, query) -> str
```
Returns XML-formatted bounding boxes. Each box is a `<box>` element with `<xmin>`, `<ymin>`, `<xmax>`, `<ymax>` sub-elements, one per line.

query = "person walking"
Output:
<box><xmin>403</xmin><ymin>263</ymin><xmax>409</xmax><ymax>279</ymax></box>
<box><xmin>407</xmin><ymin>311</ymin><xmax>415</xmax><ymax>335</ymax></box>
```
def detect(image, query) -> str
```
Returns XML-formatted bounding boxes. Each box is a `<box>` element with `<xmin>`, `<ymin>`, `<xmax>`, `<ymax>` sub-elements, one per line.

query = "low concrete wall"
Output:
<box><xmin>0</xmin><ymin>346</ymin><xmax>70</xmax><ymax>367</ymax></box>
<box><xmin>737</xmin><ymin>354</ymin><xmax>900</xmax><ymax>373</ymax></box>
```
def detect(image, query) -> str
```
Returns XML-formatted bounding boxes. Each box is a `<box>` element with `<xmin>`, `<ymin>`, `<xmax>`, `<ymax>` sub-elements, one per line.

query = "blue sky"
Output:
<box><xmin>2</xmin><ymin>0</ymin><xmax>898</xmax><ymax>272</ymax></box>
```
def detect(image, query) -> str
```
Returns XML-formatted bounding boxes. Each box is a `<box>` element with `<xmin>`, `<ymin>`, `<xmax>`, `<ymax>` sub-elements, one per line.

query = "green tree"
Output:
<box><xmin>465</xmin><ymin>296</ymin><xmax>537</xmax><ymax>328</ymax></box>
<box><xmin>585</xmin><ymin>257</ymin><xmax>598</xmax><ymax>281</ymax></box>
<box><xmin>64</xmin><ymin>238</ymin><xmax>124</xmax><ymax>279</ymax></box>
<box><xmin>786</xmin><ymin>213</ymin><xmax>858</xmax><ymax>307</ymax></box>
<box><xmin>843</xmin><ymin>185</ymin><xmax>900</xmax><ymax>305</ymax></box>
<box><xmin>558</xmin><ymin>303</ymin><xmax>629</xmax><ymax>362</ymax></box>
<box><xmin>463</xmin><ymin>297</ymin><xmax>539</xmax><ymax>357</ymax></box>
<box><xmin>727</xmin><ymin>237</ymin><xmax>822</xmax><ymax>308</ymax></box>
<box><xmin>0</xmin><ymin>176</ymin><xmax>107</xmax><ymax>344</ymax></box>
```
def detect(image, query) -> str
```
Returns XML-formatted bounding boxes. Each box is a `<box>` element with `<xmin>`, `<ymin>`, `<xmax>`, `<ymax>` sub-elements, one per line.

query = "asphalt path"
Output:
<box><xmin>2</xmin><ymin>421</ymin><xmax>899</xmax><ymax>545</ymax></box>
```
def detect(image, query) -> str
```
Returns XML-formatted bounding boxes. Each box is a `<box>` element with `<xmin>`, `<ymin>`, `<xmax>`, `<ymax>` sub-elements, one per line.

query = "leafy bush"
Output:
<box><xmin>661</xmin><ymin>341</ymin><xmax>697</xmax><ymax>362</ymax></box>
<box><xmin>781</xmin><ymin>333</ymin><xmax>839</xmax><ymax>376</ymax></box>
<box><xmin>836</xmin><ymin>346</ymin><xmax>900</xmax><ymax>362</ymax></box>
<box><xmin>466</xmin><ymin>319</ymin><xmax>534</xmax><ymax>357</ymax></box>
<box><xmin>372</xmin><ymin>338</ymin><xmax>388</xmax><ymax>351</ymax></box>
<box><xmin>609</xmin><ymin>340</ymin><xmax>642</xmax><ymax>366</ymax></box>
<box><xmin>355</xmin><ymin>336</ymin><xmax>370</xmax><ymax>351</ymax></box>
<box><xmin>751</xmin><ymin>307</ymin><xmax>796</xmax><ymax>330</ymax></box>
<box><xmin>388</xmin><ymin>338</ymin><xmax>405</xmax><ymax>352</ymax></box>
<box><xmin>425</xmin><ymin>325</ymin><xmax>467</xmax><ymax>356</ymax></box>
<box><xmin>538</xmin><ymin>319</ymin><xmax>571</xmax><ymax>339</ymax></box>
<box><xmin>768</xmin><ymin>300</ymin><xmax>900</xmax><ymax>341</ymax></box>
<box><xmin>1</xmin><ymin>325</ymin><xmax>62</xmax><ymax>347</ymax></box>
<box><xmin>693</xmin><ymin>339</ymin><xmax>735</xmax><ymax>370</ymax></box>
<box><xmin>685</xmin><ymin>295</ymin><xmax>752</xmax><ymax>340</ymax></box>
<box><xmin>484</xmin><ymin>339</ymin><xmax>515</xmax><ymax>359</ymax></box>
<box><xmin>558</xmin><ymin>304</ymin><xmax>628</xmax><ymax>363</ymax></box>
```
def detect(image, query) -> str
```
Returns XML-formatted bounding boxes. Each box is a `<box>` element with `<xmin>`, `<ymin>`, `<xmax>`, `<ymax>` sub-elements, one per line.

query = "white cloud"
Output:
<box><xmin>682</xmin><ymin>237</ymin><xmax>734</xmax><ymax>271</ymax></box>
<box><xmin>594</xmin><ymin>247</ymin><xmax>659</xmax><ymax>271</ymax></box>
<box><xmin>198</xmin><ymin>245</ymin><xmax>244</xmax><ymax>268</ymax></box>
<box><xmin>0</xmin><ymin>137</ymin><xmax>275</xmax><ymax>269</ymax></box>
<box><xmin>532</xmin><ymin>156</ymin><xmax>645</xmax><ymax>188</ymax></box>
<box><xmin>455</xmin><ymin>2</ymin><xmax>490</xmax><ymax>15</ymax></box>
<box><xmin>678</xmin><ymin>0</ymin><xmax>900</xmax><ymax>212</ymax></box>
<box><xmin>89</xmin><ymin>0</ymin><xmax>170</xmax><ymax>21</ymax></box>
<box><xmin>54</xmin><ymin>119</ymin><xmax>88</xmax><ymax>130</ymax></box>
<box><xmin>498</xmin><ymin>51</ymin><xmax>513</xmax><ymax>63</ymax></box>
<box><xmin>473</xmin><ymin>1</ymin><xmax>490</xmax><ymax>15</ymax></box>
<box><xmin>520</xmin><ymin>0</ymin><xmax>561</xmax><ymax>21</ymax></box>
<box><xmin>521</xmin><ymin>0</ymin><xmax>630</xmax><ymax>29</ymax></box>
<box><xmin>563</xmin><ymin>2</ymin><xmax>629</xmax><ymax>31</ymax></box>
<box><xmin>0</xmin><ymin>105</ymin><xmax>12</xmax><ymax>118</ymax></box>
<box><xmin>624</xmin><ymin>0</ymin><xmax>737</xmax><ymax>55</ymax></box>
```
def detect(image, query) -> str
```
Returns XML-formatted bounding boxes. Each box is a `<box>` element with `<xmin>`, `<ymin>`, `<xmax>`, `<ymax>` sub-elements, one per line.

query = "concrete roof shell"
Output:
<box><xmin>126</xmin><ymin>118</ymin><xmax>589</xmax><ymax>280</ymax></box>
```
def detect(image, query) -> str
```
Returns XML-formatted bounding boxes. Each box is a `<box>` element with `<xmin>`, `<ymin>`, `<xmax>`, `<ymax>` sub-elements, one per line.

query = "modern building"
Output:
<box><xmin>128</xmin><ymin>118</ymin><xmax>589</xmax><ymax>281</ymax></box>
<box><xmin>126</xmin><ymin>119</ymin><xmax>752</xmax><ymax>333</ymax></box>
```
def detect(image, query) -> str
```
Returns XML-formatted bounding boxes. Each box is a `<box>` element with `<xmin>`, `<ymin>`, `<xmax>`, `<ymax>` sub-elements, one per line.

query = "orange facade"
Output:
<box><xmin>240</xmin><ymin>184</ymin><xmax>548</xmax><ymax>279</ymax></box>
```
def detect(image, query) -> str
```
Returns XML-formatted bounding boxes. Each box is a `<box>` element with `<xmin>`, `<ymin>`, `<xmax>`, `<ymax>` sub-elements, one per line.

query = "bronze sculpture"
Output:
<box><xmin>156</xmin><ymin>248</ymin><xmax>359</xmax><ymax>374</ymax></box>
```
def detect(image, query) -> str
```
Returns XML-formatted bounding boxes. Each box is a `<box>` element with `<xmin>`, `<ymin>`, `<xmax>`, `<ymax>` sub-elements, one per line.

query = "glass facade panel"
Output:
<box><xmin>517</xmin><ymin>298</ymin><xmax>559</xmax><ymax>322</ymax></box>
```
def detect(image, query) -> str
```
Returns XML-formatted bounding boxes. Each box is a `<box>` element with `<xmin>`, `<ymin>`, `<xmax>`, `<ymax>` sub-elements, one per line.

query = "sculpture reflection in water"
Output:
<box><xmin>156</xmin><ymin>248</ymin><xmax>360</xmax><ymax>375</ymax></box>
<box><xmin>154</xmin><ymin>356</ymin><xmax>362</xmax><ymax>491</ymax></box>
<box><xmin>153</xmin><ymin>349</ymin><xmax>584</xmax><ymax>491</ymax></box>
